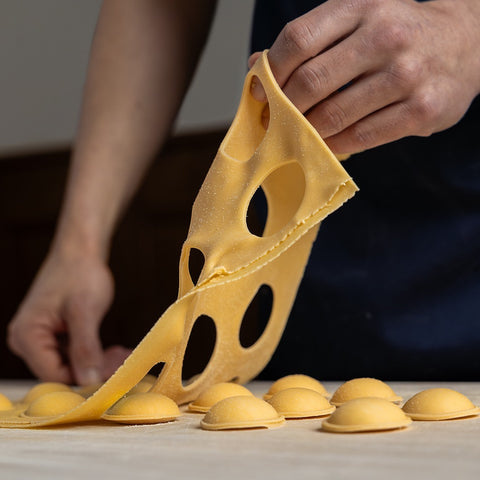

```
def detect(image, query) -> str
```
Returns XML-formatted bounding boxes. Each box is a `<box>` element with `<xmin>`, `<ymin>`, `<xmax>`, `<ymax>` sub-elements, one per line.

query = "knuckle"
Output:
<box><xmin>281</xmin><ymin>20</ymin><xmax>315</xmax><ymax>55</ymax></box>
<box><xmin>350</xmin><ymin>123</ymin><xmax>376</xmax><ymax>150</ymax></box>
<box><xmin>71</xmin><ymin>341</ymin><xmax>94</xmax><ymax>361</ymax></box>
<box><xmin>319</xmin><ymin>101</ymin><xmax>348</xmax><ymax>134</ymax></box>
<box><xmin>63</xmin><ymin>298</ymin><xmax>87</xmax><ymax>325</ymax></box>
<box><xmin>293</xmin><ymin>63</ymin><xmax>330</xmax><ymax>98</ymax></box>
<box><xmin>385</xmin><ymin>57</ymin><xmax>422</xmax><ymax>90</ymax></box>
<box><xmin>371</xmin><ymin>18</ymin><xmax>410</xmax><ymax>54</ymax></box>
<box><xmin>64</xmin><ymin>291</ymin><xmax>103</xmax><ymax>324</ymax></box>
<box><xmin>409</xmin><ymin>91</ymin><xmax>441</xmax><ymax>133</ymax></box>
<box><xmin>6</xmin><ymin>312</ymin><xmax>33</xmax><ymax>355</ymax></box>
<box><xmin>344</xmin><ymin>0</ymin><xmax>380</xmax><ymax>15</ymax></box>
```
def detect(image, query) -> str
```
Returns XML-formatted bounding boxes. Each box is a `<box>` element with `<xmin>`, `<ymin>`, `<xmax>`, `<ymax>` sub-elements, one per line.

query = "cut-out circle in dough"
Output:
<box><xmin>402</xmin><ymin>388</ymin><xmax>480</xmax><ymax>421</ymax></box>
<box><xmin>246</xmin><ymin>186</ymin><xmax>267</xmax><ymax>237</ymax></box>
<box><xmin>239</xmin><ymin>284</ymin><xmax>273</xmax><ymax>349</ymax></box>
<box><xmin>201</xmin><ymin>395</ymin><xmax>285</xmax><ymax>430</ymax></box>
<box><xmin>188</xmin><ymin>382</ymin><xmax>253</xmax><ymax>413</ymax></box>
<box><xmin>188</xmin><ymin>248</ymin><xmax>205</xmax><ymax>286</ymax></box>
<box><xmin>127</xmin><ymin>381</ymin><xmax>152</xmax><ymax>394</ymax></box>
<box><xmin>181</xmin><ymin>315</ymin><xmax>217</xmax><ymax>386</ymax></box>
<box><xmin>322</xmin><ymin>397</ymin><xmax>412</xmax><ymax>433</ymax></box>
<box><xmin>267</xmin><ymin>387</ymin><xmax>335</xmax><ymax>419</ymax></box>
<box><xmin>264</xmin><ymin>374</ymin><xmax>329</xmax><ymax>400</ymax></box>
<box><xmin>246</xmin><ymin>162</ymin><xmax>306</xmax><ymax>238</ymax></box>
<box><xmin>330</xmin><ymin>378</ymin><xmax>402</xmax><ymax>406</ymax></box>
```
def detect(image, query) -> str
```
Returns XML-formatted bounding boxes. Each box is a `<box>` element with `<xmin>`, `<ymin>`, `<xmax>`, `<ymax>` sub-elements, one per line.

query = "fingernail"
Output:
<box><xmin>80</xmin><ymin>367</ymin><xmax>102</xmax><ymax>386</ymax></box>
<box><xmin>250</xmin><ymin>76</ymin><xmax>266</xmax><ymax>102</ymax></box>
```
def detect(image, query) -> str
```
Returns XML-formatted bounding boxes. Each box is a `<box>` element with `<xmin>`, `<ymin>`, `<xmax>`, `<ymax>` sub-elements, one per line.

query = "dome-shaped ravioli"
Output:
<box><xmin>330</xmin><ymin>378</ymin><xmax>402</xmax><ymax>406</ymax></box>
<box><xmin>25</xmin><ymin>391</ymin><xmax>85</xmax><ymax>417</ymax></box>
<box><xmin>189</xmin><ymin>382</ymin><xmax>253</xmax><ymax>413</ymax></box>
<box><xmin>201</xmin><ymin>395</ymin><xmax>284</xmax><ymax>430</ymax></box>
<box><xmin>103</xmin><ymin>392</ymin><xmax>180</xmax><ymax>424</ymax></box>
<box><xmin>23</xmin><ymin>382</ymin><xmax>73</xmax><ymax>405</ymax></box>
<box><xmin>322</xmin><ymin>397</ymin><xmax>412</xmax><ymax>433</ymax></box>
<box><xmin>264</xmin><ymin>374</ymin><xmax>328</xmax><ymax>400</ymax></box>
<box><xmin>402</xmin><ymin>388</ymin><xmax>480</xmax><ymax>421</ymax></box>
<box><xmin>267</xmin><ymin>387</ymin><xmax>335</xmax><ymax>419</ymax></box>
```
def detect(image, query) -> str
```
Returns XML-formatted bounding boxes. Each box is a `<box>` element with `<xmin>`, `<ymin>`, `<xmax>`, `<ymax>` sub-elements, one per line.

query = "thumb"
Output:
<box><xmin>64</xmin><ymin>296</ymin><xmax>105</xmax><ymax>386</ymax></box>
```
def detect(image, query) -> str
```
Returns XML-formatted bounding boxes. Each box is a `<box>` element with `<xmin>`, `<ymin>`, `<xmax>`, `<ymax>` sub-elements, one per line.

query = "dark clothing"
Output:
<box><xmin>252</xmin><ymin>0</ymin><xmax>480</xmax><ymax>380</ymax></box>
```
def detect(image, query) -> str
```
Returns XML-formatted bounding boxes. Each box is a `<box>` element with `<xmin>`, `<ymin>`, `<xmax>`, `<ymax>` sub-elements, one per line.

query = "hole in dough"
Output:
<box><xmin>188</xmin><ymin>248</ymin><xmax>205</xmax><ymax>285</ymax></box>
<box><xmin>222</xmin><ymin>75</ymin><xmax>268</xmax><ymax>162</ymax></box>
<box><xmin>247</xmin><ymin>162</ymin><xmax>306</xmax><ymax>237</ymax></box>
<box><xmin>239</xmin><ymin>284</ymin><xmax>274</xmax><ymax>348</ymax></box>
<box><xmin>182</xmin><ymin>315</ymin><xmax>217</xmax><ymax>386</ymax></box>
<box><xmin>246</xmin><ymin>186</ymin><xmax>268</xmax><ymax>237</ymax></box>
<box><xmin>147</xmin><ymin>362</ymin><xmax>165</xmax><ymax>378</ymax></box>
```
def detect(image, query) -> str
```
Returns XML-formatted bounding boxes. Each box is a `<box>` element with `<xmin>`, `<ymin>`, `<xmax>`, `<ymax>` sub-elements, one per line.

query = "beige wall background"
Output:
<box><xmin>0</xmin><ymin>0</ymin><xmax>255</xmax><ymax>156</ymax></box>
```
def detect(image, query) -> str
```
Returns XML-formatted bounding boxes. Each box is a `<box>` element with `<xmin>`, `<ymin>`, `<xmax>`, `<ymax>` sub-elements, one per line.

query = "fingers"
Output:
<box><xmin>263</xmin><ymin>0</ymin><xmax>360</xmax><ymax>97</ymax></box>
<box><xmin>325</xmin><ymin>100</ymin><xmax>421</xmax><ymax>154</ymax></box>
<box><xmin>249</xmin><ymin>1</ymin><xmax>360</xmax><ymax>102</ymax></box>
<box><xmin>281</xmin><ymin>33</ymin><xmax>379</xmax><ymax>114</ymax></box>
<box><xmin>250</xmin><ymin>31</ymin><xmax>378</xmax><ymax>113</ymax></box>
<box><xmin>307</xmin><ymin>70</ymin><xmax>407</xmax><ymax>139</ymax></box>
<box><xmin>248</xmin><ymin>0</ymin><xmax>474</xmax><ymax>152</ymax></box>
<box><xmin>8</xmin><ymin>253</ymin><xmax>115</xmax><ymax>386</ymax></box>
<box><xmin>63</xmin><ymin>295</ymin><xmax>106</xmax><ymax>386</ymax></box>
<box><xmin>8</xmin><ymin>313</ymin><xmax>73</xmax><ymax>384</ymax></box>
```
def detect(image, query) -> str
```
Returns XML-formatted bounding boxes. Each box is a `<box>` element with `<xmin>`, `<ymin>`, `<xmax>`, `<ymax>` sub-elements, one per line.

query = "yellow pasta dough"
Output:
<box><xmin>264</xmin><ymin>374</ymin><xmax>329</xmax><ymax>400</ymax></box>
<box><xmin>0</xmin><ymin>393</ymin><xmax>13</xmax><ymax>411</ymax></box>
<box><xmin>24</xmin><ymin>392</ymin><xmax>85</xmax><ymax>418</ymax></box>
<box><xmin>188</xmin><ymin>382</ymin><xmax>253</xmax><ymax>413</ymax></box>
<box><xmin>402</xmin><ymin>388</ymin><xmax>480</xmax><ymax>421</ymax></box>
<box><xmin>0</xmin><ymin>51</ymin><xmax>356</xmax><ymax>428</ymax></box>
<box><xmin>322</xmin><ymin>397</ymin><xmax>412</xmax><ymax>433</ymax></box>
<box><xmin>267</xmin><ymin>387</ymin><xmax>335</xmax><ymax>419</ymax></box>
<box><xmin>200</xmin><ymin>396</ymin><xmax>284</xmax><ymax>430</ymax></box>
<box><xmin>102</xmin><ymin>392</ymin><xmax>180</xmax><ymax>424</ymax></box>
<box><xmin>22</xmin><ymin>382</ymin><xmax>73</xmax><ymax>406</ymax></box>
<box><xmin>330</xmin><ymin>378</ymin><xmax>402</xmax><ymax>406</ymax></box>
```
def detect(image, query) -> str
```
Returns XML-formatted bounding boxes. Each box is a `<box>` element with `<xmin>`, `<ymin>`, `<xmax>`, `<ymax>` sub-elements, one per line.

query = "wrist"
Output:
<box><xmin>51</xmin><ymin>149</ymin><xmax>125</xmax><ymax>262</ymax></box>
<box><xmin>431</xmin><ymin>0</ymin><xmax>480</xmax><ymax>96</ymax></box>
<box><xmin>51</xmin><ymin>212</ymin><xmax>111</xmax><ymax>262</ymax></box>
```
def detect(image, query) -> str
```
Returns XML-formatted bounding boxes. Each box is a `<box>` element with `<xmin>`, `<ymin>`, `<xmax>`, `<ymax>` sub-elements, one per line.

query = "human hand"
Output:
<box><xmin>7</xmin><ymin>250</ymin><xmax>131</xmax><ymax>385</ymax></box>
<box><xmin>249</xmin><ymin>0</ymin><xmax>480</xmax><ymax>154</ymax></box>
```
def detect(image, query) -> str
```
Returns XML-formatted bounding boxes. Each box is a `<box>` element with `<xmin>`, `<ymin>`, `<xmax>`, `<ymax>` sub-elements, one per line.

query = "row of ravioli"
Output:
<box><xmin>0</xmin><ymin>374</ymin><xmax>478</xmax><ymax>432</ymax></box>
<box><xmin>190</xmin><ymin>375</ymin><xmax>480</xmax><ymax>432</ymax></box>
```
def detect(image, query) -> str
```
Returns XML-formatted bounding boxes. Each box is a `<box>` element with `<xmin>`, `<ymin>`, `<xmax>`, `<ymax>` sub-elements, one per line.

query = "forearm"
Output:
<box><xmin>54</xmin><ymin>0</ymin><xmax>217</xmax><ymax>260</ymax></box>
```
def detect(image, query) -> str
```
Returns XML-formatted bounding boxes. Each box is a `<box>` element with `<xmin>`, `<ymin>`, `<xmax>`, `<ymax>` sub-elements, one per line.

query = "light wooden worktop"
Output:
<box><xmin>0</xmin><ymin>381</ymin><xmax>478</xmax><ymax>480</ymax></box>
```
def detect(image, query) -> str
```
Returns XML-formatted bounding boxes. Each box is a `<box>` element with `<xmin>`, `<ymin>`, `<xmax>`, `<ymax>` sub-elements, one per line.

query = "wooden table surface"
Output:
<box><xmin>0</xmin><ymin>380</ymin><xmax>479</xmax><ymax>480</ymax></box>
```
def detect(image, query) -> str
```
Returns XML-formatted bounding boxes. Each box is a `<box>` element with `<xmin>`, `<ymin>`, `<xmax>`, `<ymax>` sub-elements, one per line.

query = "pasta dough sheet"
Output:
<box><xmin>0</xmin><ymin>51</ymin><xmax>357</xmax><ymax>428</ymax></box>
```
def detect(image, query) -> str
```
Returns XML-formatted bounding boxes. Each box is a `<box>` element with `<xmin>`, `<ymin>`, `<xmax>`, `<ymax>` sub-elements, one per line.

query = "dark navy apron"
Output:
<box><xmin>251</xmin><ymin>0</ymin><xmax>480</xmax><ymax>380</ymax></box>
